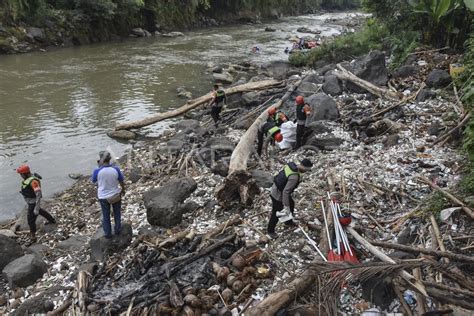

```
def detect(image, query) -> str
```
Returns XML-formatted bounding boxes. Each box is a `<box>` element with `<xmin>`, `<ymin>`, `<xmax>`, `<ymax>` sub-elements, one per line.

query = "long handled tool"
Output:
<box><xmin>298</xmin><ymin>225</ymin><xmax>327</xmax><ymax>261</ymax></box>
<box><xmin>322</xmin><ymin>200</ymin><xmax>343</xmax><ymax>262</ymax></box>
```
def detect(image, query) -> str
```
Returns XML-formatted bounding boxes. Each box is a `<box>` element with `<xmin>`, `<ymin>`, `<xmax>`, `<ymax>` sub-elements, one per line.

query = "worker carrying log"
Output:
<box><xmin>267</xmin><ymin>158</ymin><xmax>313</xmax><ymax>239</ymax></box>
<box><xmin>267</xmin><ymin>106</ymin><xmax>289</xmax><ymax>127</ymax></box>
<box><xmin>294</xmin><ymin>95</ymin><xmax>311</xmax><ymax>149</ymax></box>
<box><xmin>257</xmin><ymin>108</ymin><xmax>284</xmax><ymax>157</ymax></box>
<box><xmin>209</xmin><ymin>84</ymin><xmax>227</xmax><ymax>128</ymax></box>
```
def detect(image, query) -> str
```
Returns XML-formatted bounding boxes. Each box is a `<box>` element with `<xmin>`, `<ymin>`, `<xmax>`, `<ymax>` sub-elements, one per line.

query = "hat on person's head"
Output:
<box><xmin>300</xmin><ymin>158</ymin><xmax>313</xmax><ymax>169</ymax></box>
<box><xmin>99</xmin><ymin>151</ymin><xmax>111</xmax><ymax>164</ymax></box>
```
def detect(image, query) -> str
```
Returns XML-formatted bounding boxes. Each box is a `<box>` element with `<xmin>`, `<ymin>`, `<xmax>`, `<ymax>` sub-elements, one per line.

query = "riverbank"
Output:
<box><xmin>0</xmin><ymin>0</ymin><xmax>360</xmax><ymax>54</ymax></box>
<box><xmin>1</xmin><ymin>33</ymin><xmax>473</xmax><ymax>315</ymax></box>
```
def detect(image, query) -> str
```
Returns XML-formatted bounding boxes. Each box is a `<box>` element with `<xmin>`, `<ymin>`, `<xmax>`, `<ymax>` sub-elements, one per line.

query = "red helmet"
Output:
<box><xmin>295</xmin><ymin>96</ymin><xmax>304</xmax><ymax>105</ymax></box>
<box><xmin>267</xmin><ymin>107</ymin><xmax>277</xmax><ymax>116</ymax></box>
<box><xmin>16</xmin><ymin>164</ymin><xmax>30</xmax><ymax>174</ymax></box>
<box><xmin>274</xmin><ymin>132</ymin><xmax>283</xmax><ymax>143</ymax></box>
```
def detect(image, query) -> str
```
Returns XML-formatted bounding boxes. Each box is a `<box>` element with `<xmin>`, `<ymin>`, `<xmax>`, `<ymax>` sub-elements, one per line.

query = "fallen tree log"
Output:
<box><xmin>334</xmin><ymin>64</ymin><xmax>400</xmax><ymax>102</ymax></box>
<box><xmin>369</xmin><ymin>239</ymin><xmax>474</xmax><ymax>263</ymax></box>
<box><xmin>115</xmin><ymin>79</ymin><xmax>282</xmax><ymax>130</ymax></box>
<box><xmin>215</xmin><ymin>78</ymin><xmax>303</xmax><ymax>206</ymax></box>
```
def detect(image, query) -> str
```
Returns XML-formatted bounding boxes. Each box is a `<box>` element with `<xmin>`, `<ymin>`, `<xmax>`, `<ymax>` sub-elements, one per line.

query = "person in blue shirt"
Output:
<box><xmin>91</xmin><ymin>151</ymin><xmax>125</xmax><ymax>238</ymax></box>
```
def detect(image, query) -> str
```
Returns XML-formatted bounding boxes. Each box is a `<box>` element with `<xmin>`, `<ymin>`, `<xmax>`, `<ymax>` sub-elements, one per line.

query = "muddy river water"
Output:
<box><xmin>0</xmin><ymin>12</ymin><xmax>364</xmax><ymax>221</ymax></box>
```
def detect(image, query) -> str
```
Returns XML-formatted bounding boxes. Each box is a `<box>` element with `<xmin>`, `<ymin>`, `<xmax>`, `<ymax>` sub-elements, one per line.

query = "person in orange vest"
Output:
<box><xmin>17</xmin><ymin>165</ymin><xmax>56</xmax><ymax>243</ymax></box>
<box><xmin>294</xmin><ymin>95</ymin><xmax>311</xmax><ymax>149</ymax></box>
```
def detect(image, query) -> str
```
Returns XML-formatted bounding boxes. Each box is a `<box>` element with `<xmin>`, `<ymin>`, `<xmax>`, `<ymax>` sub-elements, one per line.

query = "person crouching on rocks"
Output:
<box><xmin>91</xmin><ymin>151</ymin><xmax>125</xmax><ymax>238</ymax></box>
<box><xmin>267</xmin><ymin>159</ymin><xmax>313</xmax><ymax>239</ymax></box>
<box><xmin>257</xmin><ymin>109</ymin><xmax>284</xmax><ymax>157</ymax></box>
<box><xmin>17</xmin><ymin>165</ymin><xmax>56</xmax><ymax>243</ymax></box>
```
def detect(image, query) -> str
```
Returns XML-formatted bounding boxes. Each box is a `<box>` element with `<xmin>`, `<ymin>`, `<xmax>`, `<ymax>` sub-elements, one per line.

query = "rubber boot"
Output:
<box><xmin>30</xmin><ymin>232</ymin><xmax>37</xmax><ymax>243</ymax></box>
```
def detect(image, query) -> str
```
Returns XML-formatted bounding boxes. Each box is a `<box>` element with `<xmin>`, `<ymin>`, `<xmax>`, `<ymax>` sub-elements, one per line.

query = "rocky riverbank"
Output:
<box><xmin>1</xmin><ymin>35</ymin><xmax>473</xmax><ymax>315</ymax></box>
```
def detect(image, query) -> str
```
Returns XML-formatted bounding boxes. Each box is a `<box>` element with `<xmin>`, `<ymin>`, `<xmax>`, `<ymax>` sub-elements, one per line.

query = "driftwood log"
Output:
<box><xmin>215</xmin><ymin>78</ymin><xmax>303</xmax><ymax>206</ymax></box>
<box><xmin>115</xmin><ymin>79</ymin><xmax>282</xmax><ymax>130</ymax></box>
<box><xmin>369</xmin><ymin>239</ymin><xmax>474</xmax><ymax>263</ymax></box>
<box><xmin>334</xmin><ymin>64</ymin><xmax>400</xmax><ymax>102</ymax></box>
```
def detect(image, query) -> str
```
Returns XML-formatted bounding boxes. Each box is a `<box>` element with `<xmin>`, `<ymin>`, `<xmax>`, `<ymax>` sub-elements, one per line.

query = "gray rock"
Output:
<box><xmin>416</xmin><ymin>88</ymin><xmax>437</xmax><ymax>102</ymax></box>
<box><xmin>57</xmin><ymin>235</ymin><xmax>89</xmax><ymax>252</ymax></box>
<box><xmin>297</xmin><ymin>82</ymin><xmax>319</xmax><ymax>96</ymax></box>
<box><xmin>68</xmin><ymin>173</ymin><xmax>82</xmax><ymax>180</ymax></box>
<box><xmin>174</xmin><ymin>119</ymin><xmax>201</xmax><ymax>132</ymax></box>
<box><xmin>296</xmin><ymin>27</ymin><xmax>319</xmax><ymax>34</ymax></box>
<box><xmin>89</xmin><ymin>223</ymin><xmax>133</xmax><ymax>260</ymax></box>
<box><xmin>144</xmin><ymin>178</ymin><xmax>197</xmax><ymax>227</ymax></box>
<box><xmin>389</xmin><ymin>250</ymin><xmax>416</xmax><ymax>260</ymax></box>
<box><xmin>161</xmin><ymin>31</ymin><xmax>184</xmax><ymax>37</ymax></box>
<box><xmin>426</xmin><ymin>69</ymin><xmax>451</xmax><ymax>88</ymax></box>
<box><xmin>131</xmin><ymin>28</ymin><xmax>147</xmax><ymax>37</ymax></box>
<box><xmin>361</xmin><ymin>277</ymin><xmax>396</xmax><ymax>311</ymax></box>
<box><xmin>427</xmin><ymin>121</ymin><xmax>443</xmax><ymax>136</ymax></box>
<box><xmin>3</xmin><ymin>254</ymin><xmax>48</xmax><ymax>288</ymax></box>
<box><xmin>211</xmin><ymin>161</ymin><xmax>229</xmax><ymax>177</ymax></box>
<box><xmin>315</xmin><ymin>64</ymin><xmax>335</xmax><ymax>76</ymax></box>
<box><xmin>11</xmin><ymin>286</ymin><xmax>65</xmax><ymax>316</ymax></box>
<box><xmin>213</xmin><ymin>72</ymin><xmax>234</xmax><ymax>84</ymax></box>
<box><xmin>0</xmin><ymin>229</ymin><xmax>17</xmax><ymax>238</ymax></box>
<box><xmin>261</xmin><ymin>60</ymin><xmax>293</xmax><ymax>80</ymax></box>
<box><xmin>264</xmin><ymin>27</ymin><xmax>276</xmax><ymax>32</ymax></box>
<box><xmin>322</xmin><ymin>75</ymin><xmax>342</xmax><ymax>96</ymax></box>
<box><xmin>306</xmin><ymin>93</ymin><xmax>340</xmax><ymax>123</ymax></box>
<box><xmin>177</xmin><ymin>86</ymin><xmax>192</xmax><ymax>99</ymax></box>
<box><xmin>305</xmin><ymin>136</ymin><xmax>344</xmax><ymax>150</ymax></box>
<box><xmin>393</xmin><ymin>65</ymin><xmax>417</xmax><ymax>78</ymax></box>
<box><xmin>345</xmin><ymin>51</ymin><xmax>389</xmax><ymax>93</ymax></box>
<box><xmin>197</xmin><ymin>137</ymin><xmax>235</xmax><ymax>166</ymax></box>
<box><xmin>383</xmin><ymin>134</ymin><xmax>399</xmax><ymax>147</ymax></box>
<box><xmin>0</xmin><ymin>235</ymin><xmax>24</xmax><ymax>270</ymax></box>
<box><xmin>302</xmin><ymin>73</ymin><xmax>323</xmax><ymax>84</ymax></box>
<box><xmin>307</xmin><ymin>121</ymin><xmax>331</xmax><ymax>134</ymax></box>
<box><xmin>212</xmin><ymin>65</ymin><xmax>223</xmax><ymax>73</ymax></box>
<box><xmin>242</xmin><ymin>91</ymin><xmax>259</xmax><ymax>106</ymax></box>
<box><xmin>26</xmin><ymin>27</ymin><xmax>46</xmax><ymax>42</ymax></box>
<box><xmin>107</xmin><ymin>130</ymin><xmax>136</xmax><ymax>140</ymax></box>
<box><xmin>166</xmin><ymin>138</ymin><xmax>185</xmax><ymax>154</ymax></box>
<box><xmin>26</xmin><ymin>243</ymin><xmax>51</xmax><ymax>258</ymax></box>
<box><xmin>129</xmin><ymin>167</ymin><xmax>142</xmax><ymax>183</ymax></box>
<box><xmin>250</xmin><ymin>170</ymin><xmax>273</xmax><ymax>188</ymax></box>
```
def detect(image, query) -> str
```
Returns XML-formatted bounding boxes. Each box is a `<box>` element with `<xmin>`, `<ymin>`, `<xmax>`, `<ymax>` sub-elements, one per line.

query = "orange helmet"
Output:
<box><xmin>295</xmin><ymin>96</ymin><xmax>304</xmax><ymax>105</ymax></box>
<box><xmin>267</xmin><ymin>107</ymin><xmax>277</xmax><ymax>116</ymax></box>
<box><xmin>16</xmin><ymin>164</ymin><xmax>30</xmax><ymax>174</ymax></box>
<box><xmin>274</xmin><ymin>132</ymin><xmax>283</xmax><ymax>143</ymax></box>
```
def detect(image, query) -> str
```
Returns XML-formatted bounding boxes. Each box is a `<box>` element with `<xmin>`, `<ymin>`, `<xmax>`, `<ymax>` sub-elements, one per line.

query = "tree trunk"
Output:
<box><xmin>115</xmin><ymin>80</ymin><xmax>282</xmax><ymax>130</ymax></box>
<box><xmin>334</xmin><ymin>64</ymin><xmax>400</xmax><ymax>102</ymax></box>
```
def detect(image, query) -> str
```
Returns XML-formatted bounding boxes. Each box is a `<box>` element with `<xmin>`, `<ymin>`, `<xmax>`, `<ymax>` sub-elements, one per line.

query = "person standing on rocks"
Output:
<box><xmin>16</xmin><ymin>165</ymin><xmax>56</xmax><ymax>243</ymax></box>
<box><xmin>92</xmin><ymin>151</ymin><xmax>125</xmax><ymax>238</ymax></box>
<box><xmin>267</xmin><ymin>158</ymin><xmax>313</xmax><ymax>239</ymax></box>
<box><xmin>294</xmin><ymin>95</ymin><xmax>311</xmax><ymax>149</ymax></box>
<box><xmin>209</xmin><ymin>84</ymin><xmax>227</xmax><ymax>128</ymax></box>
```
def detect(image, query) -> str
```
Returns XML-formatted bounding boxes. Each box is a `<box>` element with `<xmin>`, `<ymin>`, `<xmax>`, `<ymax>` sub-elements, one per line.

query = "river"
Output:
<box><xmin>0</xmin><ymin>12</ymin><xmax>364</xmax><ymax>221</ymax></box>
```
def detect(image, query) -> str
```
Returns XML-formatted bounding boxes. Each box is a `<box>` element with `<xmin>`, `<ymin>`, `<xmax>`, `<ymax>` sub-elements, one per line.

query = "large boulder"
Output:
<box><xmin>0</xmin><ymin>235</ymin><xmax>24</xmax><ymax>270</ymax></box>
<box><xmin>197</xmin><ymin>137</ymin><xmax>235</xmax><ymax>166</ymax></box>
<box><xmin>296</xmin><ymin>82</ymin><xmax>319</xmax><ymax>96</ymax></box>
<box><xmin>261</xmin><ymin>61</ymin><xmax>294</xmax><ymax>80</ymax></box>
<box><xmin>416</xmin><ymin>88</ymin><xmax>436</xmax><ymax>102</ymax></box>
<box><xmin>322</xmin><ymin>75</ymin><xmax>342</xmax><ymax>96</ymax></box>
<box><xmin>302</xmin><ymin>73</ymin><xmax>323</xmax><ymax>85</ymax></box>
<box><xmin>345</xmin><ymin>50</ymin><xmax>389</xmax><ymax>93</ymax></box>
<box><xmin>10</xmin><ymin>286</ymin><xmax>66</xmax><ymax>316</ymax></box>
<box><xmin>89</xmin><ymin>223</ymin><xmax>133</xmax><ymax>260</ymax></box>
<box><xmin>107</xmin><ymin>130</ymin><xmax>137</xmax><ymax>140</ymax></box>
<box><xmin>242</xmin><ymin>91</ymin><xmax>259</xmax><ymax>106</ymax></box>
<box><xmin>425</xmin><ymin>69</ymin><xmax>451</xmax><ymax>88</ymax></box>
<box><xmin>26</xmin><ymin>27</ymin><xmax>46</xmax><ymax>42</ymax></box>
<box><xmin>144</xmin><ymin>178</ymin><xmax>198</xmax><ymax>227</ymax></box>
<box><xmin>306</xmin><ymin>93</ymin><xmax>340</xmax><ymax>123</ymax></box>
<box><xmin>250</xmin><ymin>170</ymin><xmax>273</xmax><ymax>188</ymax></box>
<box><xmin>393</xmin><ymin>65</ymin><xmax>417</xmax><ymax>78</ymax></box>
<box><xmin>213</xmin><ymin>72</ymin><xmax>234</xmax><ymax>84</ymax></box>
<box><xmin>57</xmin><ymin>235</ymin><xmax>89</xmax><ymax>252</ymax></box>
<box><xmin>3</xmin><ymin>254</ymin><xmax>48</xmax><ymax>288</ymax></box>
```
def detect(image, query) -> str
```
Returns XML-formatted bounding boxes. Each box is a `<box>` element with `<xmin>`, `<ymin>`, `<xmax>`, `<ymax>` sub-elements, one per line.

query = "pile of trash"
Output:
<box><xmin>1</xmin><ymin>47</ymin><xmax>473</xmax><ymax>316</ymax></box>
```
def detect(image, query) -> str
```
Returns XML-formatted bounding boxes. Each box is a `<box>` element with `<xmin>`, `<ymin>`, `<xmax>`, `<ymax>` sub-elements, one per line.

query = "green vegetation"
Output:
<box><xmin>421</xmin><ymin>191</ymin><xmax>449</xmax><ymax>219</ymax></box>
<box><xmin>460</xmin><ymin>25</ymin><xmax>474</xmax><ymax>161</ymax></box>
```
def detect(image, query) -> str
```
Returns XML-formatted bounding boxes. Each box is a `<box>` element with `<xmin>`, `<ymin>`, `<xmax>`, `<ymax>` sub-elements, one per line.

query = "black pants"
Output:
<box><xmin>27</xmin><ymin>203</ymin><xmax>55</xmax><ymax>234</ymax></box>
<box><xmin>211</xmin><ymin>105</ymin><xmax>222</xmax><ymax>125</ymax></box>
<box><xmin>267</xmin><ymin>196</ymin><xmax>295</xmax><ymax>234</ymax></box>
<box><xmin>295</xmin><ymin>124</ymin><xmax>306</xmax><ymax>149</ymax></box>
<box><xmin>257</xmin><ymin>130</ymin><xmax>264</xmax><ymax>156</ymax></box>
